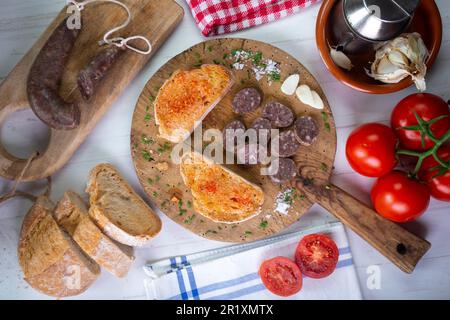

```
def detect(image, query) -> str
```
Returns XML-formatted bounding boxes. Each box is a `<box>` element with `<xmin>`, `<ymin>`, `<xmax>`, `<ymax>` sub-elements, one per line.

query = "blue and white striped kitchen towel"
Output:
<box><xmin>143</xmin><ymin>222</ymin><xmax>362</xmax><ymax>300</ymax></box>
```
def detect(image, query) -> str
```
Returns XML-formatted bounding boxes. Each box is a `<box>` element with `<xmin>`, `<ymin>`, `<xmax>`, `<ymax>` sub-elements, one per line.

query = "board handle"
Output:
<box><xmin>299</xmin><ymin>182</ymin><xmax>431</xmax><ymax>273</ymax></box>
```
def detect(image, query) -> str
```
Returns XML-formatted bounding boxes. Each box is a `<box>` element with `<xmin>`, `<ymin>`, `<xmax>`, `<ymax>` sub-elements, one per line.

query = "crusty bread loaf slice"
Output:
<box><xmin>154</xmin><ymin>64</ymin><xmax>234</xmax><ymax>143</ymax></box>
<box><xmin>18</xmin><ymin>196</ymin><xmax>100</xmax><ymax>298</ymax></box>
<box><xmin>180</xmin><ymin>152</ymin><xmax>264</xmax><ymax>223</ymax></box>
<box><xmin>86</xmin><ymin>164</ymin><xmax>162</xmax><ymax>247</ymax></box>
<box><xmin>54</xmin><ymin>191</ymin><xmax>135</xmax><ymax>278</ymax></box>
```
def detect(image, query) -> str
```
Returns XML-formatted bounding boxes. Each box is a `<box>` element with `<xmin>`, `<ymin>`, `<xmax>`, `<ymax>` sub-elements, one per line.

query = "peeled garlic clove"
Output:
<box><xmin>330</xmin><ymin>48</ymin><xmax>353</xmax><ymax>71</ymax></box>
<box><xmin>311</xmin><ymin>90</ymin><xmax>325</xmax><ymax>110</ymax></box>
<box><xmin>281</xmin><ymin>74</ymin><xmax>300</xmax><ymax>95</ymax></box>
<box><xmin>296</xmin><ymin>85</ymin><xmax>324</xmax><ymax>109</ymax></box>
<box><xmin>296</xmin><ymin>85</ymin><xmax>314</xmax><ymax>106</ymax></box>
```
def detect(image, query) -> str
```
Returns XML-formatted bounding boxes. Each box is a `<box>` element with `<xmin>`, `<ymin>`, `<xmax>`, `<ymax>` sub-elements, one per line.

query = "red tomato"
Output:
<box><xmin>371</xmin><ymin>171</ymin><xmax>430</xmax><ymax>222</ymax></box>
<box><xmin>346</xmin><ymin>123</ymin><xmax>398</xmax><ymax>177</ymax></box>
<box><xmin>294</xmin><ymin>234</ymin><xmax>339</xmax><ymax>279</ymax></box>
<box><xmin>391</xmin><ymin>93</ymin><xmax>450</xmax><ymax>151</ymax></box>
<box><xmin>259</xmin><ymin>257</ymin><xmax>302</xmax><ymax>297</ymax></box>
<box><xmin>418</xmin><ymin>145</ymin><xmax>450</xmax><ymax>202</ymax></box>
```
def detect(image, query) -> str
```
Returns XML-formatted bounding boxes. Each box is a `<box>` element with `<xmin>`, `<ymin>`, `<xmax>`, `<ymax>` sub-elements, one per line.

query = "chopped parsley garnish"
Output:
<box><xmin>223</xmin><ymin>53</ymin><xmax>228</xmax><ymax>59</ymax></box>
<box><xmin>213</xmin><ymin>59</ymin><xmax>221</xmax><ymax>65</ymax></box>
<box><xmin>149</xmin><ymin>95</ymin><xmax>155</xmax><ymax>103</ymax></box>
<box><xmin>142</xmin><ymin>135</ymin><xmax>154</xmax><ymax>145</ymax></box>
<box><xmin>142</xmin><ymin>150</ymin><xmax>154</xmax><ymax>162</ymax></box>
<box><xmin>157</xmin><ymin>142</ymin><xmax>171</xmax><ymax>155</ymax></box>
<box><xmin>322</xmin><ymin>111</ymin><xmax>331</xmax><ymax>132</ymax></box>
<box><xmin>144</xmin><ymin>113</ymin><xmax>152</xmax><ymax>122</ymax></box>
<box><xmin>207</xmin><ymin>46</ymin><xmax>213</xmax><ymax>52</ymax></box>
<box><xmin>205</xmin><ymin>230</ymin><xmax>218</xmax><ymax>235</ymax></box>
<box><xmin>184</xmin><ymin>214</ymin><xmax>196</xmax><ymax>224</ymax></box>
<box><xmin>244</xmin><ymin>231</ymin><xmax>253</xmax><ymax>237</ymax></box>
<box><xmin>283</xmin><ymin>188</ymin><xmax>296</xmax><ymax>205</ymax></box>
<box><xmin>152</xmin><ymin>191</ymin><xmax>158</xmax><ymax>197</ymax></box>
<box><xmin>268</xmin><ymin>71</ymin><xmax>281</xmax><ymax>82</ymax></box>
<box><xmin>259</xmin><ymin>220</ymin><xmax>268</xmax><ymax>230</ymax></box>
<box><xmin>321</xmin><ymin>162</ymin><xmax>328</xmax><ymax>172</ymax></box>
<box><xmin>178</xmin><ymin>199</ymin><xmax>187</xmax><ymax>216</ymax></box>
<box><xmin>251</xmin><ymin>51</ymin><xmax>263</xmax><ymax>65</ymax></box>
<box><xmin>187</xmin><ymin>200</ymin><xmax>192</xmax><ymax>208</ymax></box>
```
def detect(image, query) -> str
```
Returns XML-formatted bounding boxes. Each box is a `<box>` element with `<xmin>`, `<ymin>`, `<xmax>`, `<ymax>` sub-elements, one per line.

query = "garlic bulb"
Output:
<box><xmin>367</xmin><ymin>33</ymin><xmax>429</xmax><ymax>91</ymax></box>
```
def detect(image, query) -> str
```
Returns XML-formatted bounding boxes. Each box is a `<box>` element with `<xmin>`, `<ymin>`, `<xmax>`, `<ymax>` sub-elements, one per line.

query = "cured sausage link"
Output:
<box><xmin>27</xmin><ymin>18</ymin><xmax>81</xmax><ymax>130</ymax></box>
<box><xmin>77</xmin><ymin>46</ymin><xmax>124</xmax><ymax>100</ymax></box>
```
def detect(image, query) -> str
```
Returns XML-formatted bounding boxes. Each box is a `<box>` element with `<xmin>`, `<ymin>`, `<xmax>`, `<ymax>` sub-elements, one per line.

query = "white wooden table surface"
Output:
<box><xmin>0</xmin><ymin>0</ymin><xmax>449</xmax><ymax>300</ymax></box>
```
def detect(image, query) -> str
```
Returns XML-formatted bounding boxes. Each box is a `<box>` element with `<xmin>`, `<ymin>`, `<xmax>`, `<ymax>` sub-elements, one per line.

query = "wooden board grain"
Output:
<box><xmin>0</xmin><ymin>0</ymin><xmax>183</xmax><ymax>181</ymax></box>
<box><xmin>131</xmin><ymin>38</ymin><xmax>431</xmax><ymax>273</ymax></box>
<box><xmin>131</xmin><ymin>38</ymin><xmax>337</xmax><ymax>242</ymax></box>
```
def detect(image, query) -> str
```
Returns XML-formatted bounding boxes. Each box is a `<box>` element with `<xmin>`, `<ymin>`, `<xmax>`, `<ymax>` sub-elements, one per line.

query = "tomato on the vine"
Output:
<box><xmin>346</xmin><ymin>123</ymin><xmax>397</xmax><ymax>177</ymax></box>
<box><xmin>418</xmin><ymin>145</ymin><xmax>450</xmax><ymax>202</ymax></box>
<box><xmin>391</xmin><ymin>93</ymin><xmax>450</xmax><ymax>151</ymax></box>
<box><xmin>371</xmin><ymin>171</ymin><xmax>430</xmax><ymax>222</ymax></box>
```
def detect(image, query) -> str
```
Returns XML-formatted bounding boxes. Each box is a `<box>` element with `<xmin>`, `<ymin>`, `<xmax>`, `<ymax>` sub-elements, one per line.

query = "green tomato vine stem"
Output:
<box><xmin>396</xmin><ymin>113</ymin><xmax>450</xmax><ymax>178</ymax></box>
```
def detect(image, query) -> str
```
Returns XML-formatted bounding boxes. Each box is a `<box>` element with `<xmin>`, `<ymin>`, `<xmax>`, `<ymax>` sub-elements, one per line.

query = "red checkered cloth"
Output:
<box><xmin>186</xmin><ymin>0</ymin><xmax>320</xmax><ymax>36</ymax></box>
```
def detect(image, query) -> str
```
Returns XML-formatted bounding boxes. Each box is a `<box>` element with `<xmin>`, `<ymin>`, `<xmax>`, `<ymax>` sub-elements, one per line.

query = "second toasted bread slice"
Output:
<box><xmin>180</xmin><ymin>152</ymin><xmax>264</xmax><ymax>223</ymax></box>
<box><xmin>86</xmin><ymin>164</ymin><xmax>162</xmax><ymax>247</ymax></box>
<box><xmin>54</xmin><ymin>191</ymin><xmax>135</xmax><ymax>278</ymax></box>
<box><xmin>154</xmin><ymin>64</ymin><xmax>234</xmax><ymax>143</ymax></box>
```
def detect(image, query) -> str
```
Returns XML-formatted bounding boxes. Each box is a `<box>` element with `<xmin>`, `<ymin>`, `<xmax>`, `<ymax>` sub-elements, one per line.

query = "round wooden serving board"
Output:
<box><xmin>131</xmin><ymin>38</ymin><xmax>336</xmax><ymax>243</ymax></box>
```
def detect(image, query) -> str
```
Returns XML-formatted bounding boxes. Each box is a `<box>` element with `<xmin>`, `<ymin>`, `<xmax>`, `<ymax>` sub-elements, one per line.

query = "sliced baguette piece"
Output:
<box><xmin>180</xmin><ymin>152</ymin><xmax>264</xmax><ymax>223</ymax></box>
<box><xmin>54</xmin><ymin>191</ymin><xmax>135</xmax><ymax>278</ymax></box>
<box><xmin>18</xmin><ymin>196</ymin><xmax>100</xmax><ymax>298</ymax></box>
<box><xmin>154</xmin><ymin>64</ymin><xmax>234</xmax><ymax>143</ymax></box>
<box><xmin>86</xmin><ymin>164</ymin><xmax>162</xmax><ymax>247</ymax></box>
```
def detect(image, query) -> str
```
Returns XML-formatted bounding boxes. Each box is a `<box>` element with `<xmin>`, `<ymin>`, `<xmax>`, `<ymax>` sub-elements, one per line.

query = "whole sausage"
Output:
<box><xmin>27</xmin><ymin>18</ymin><xmax>81</xmax><ymax>130</ymax></box>
<box><xmin>78</xmin><ymin>46</ymin><xmax>125</xmax><ymax>100</ymax></box>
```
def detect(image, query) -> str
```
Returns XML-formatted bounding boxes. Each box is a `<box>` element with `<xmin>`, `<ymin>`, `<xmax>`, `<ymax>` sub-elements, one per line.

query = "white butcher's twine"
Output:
<box><xmin>66</xmin><ymin>0</ymin><xmax>152</xmax><ymax>55</ymax></box>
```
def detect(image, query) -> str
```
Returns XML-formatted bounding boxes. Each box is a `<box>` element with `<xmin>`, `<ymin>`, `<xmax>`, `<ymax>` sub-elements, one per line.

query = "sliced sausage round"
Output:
<box><xmin>223</xmin><ymin>120</ymin><xmax>246</xmax><ymax>151</ymax></box>
<box><xmin>262</xmin><ymin>102</ymin><xmax>294</xmax><ymax>128</ymax></box>
<box><xmin>294</xmin><ymin>116</ymin><xmax>319</xmax><ymax>146</ymax></box>
<box><xmin>237</xmin><ymin>143</ymin><xmax>269</xmax><ymax>165</ymax></box>
<box><xmin>250</xmin><ymin>117</ymin><xmax>272</xmax><ymax>143</ymax></box>
<box><xmin>273</xmin><ymin>129</ymin><xmax>301</xmax><ymax>158</ymax></box>
<box><xmin>269</xmin><ymin>158</ymin><xmax>298</xmax><ymax>184</ymax></box>
<box><xmin>232</xmin><ymin>88</ymin><xmax>262</xmax><ymax>114</ymax></box>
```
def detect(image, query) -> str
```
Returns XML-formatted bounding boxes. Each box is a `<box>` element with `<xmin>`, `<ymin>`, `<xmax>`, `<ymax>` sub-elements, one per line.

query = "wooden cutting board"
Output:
<box><xmin>131</xmin><ymin>38</ymin><xmax>430</xmax><ymax>273</ymax></box>
<box><xmin>131</xmin><ymin>38</ymin><xmax>336</xmax><ymax>242</ymax></box>
<box><xmin>0</xmin><ymin>0</ymin><xmax>183</xmax><ymax>181</ymax></box>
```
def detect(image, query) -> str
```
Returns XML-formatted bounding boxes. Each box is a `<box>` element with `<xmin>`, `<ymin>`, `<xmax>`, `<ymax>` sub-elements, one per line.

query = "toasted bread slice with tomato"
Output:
<box><xmin>154</xmin><ymin>65</ymin><xmax>234</xmax><ymax>143</ymax></box>
<box><xmin>180</xmin><ymin>152</ymin><xmax>264</xmax><ymax>223</ymax></box>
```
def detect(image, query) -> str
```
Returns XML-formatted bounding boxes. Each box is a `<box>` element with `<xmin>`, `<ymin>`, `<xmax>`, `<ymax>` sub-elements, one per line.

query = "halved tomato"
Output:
<box><xmin>295</xmin><ymin>234</ymin><xmax>339</xmax><ymax>279</ymax></box>
<box><xmin>259</xmin><ymin>257</ymin><xmax>303</xmax><ymax>297</ymax></box>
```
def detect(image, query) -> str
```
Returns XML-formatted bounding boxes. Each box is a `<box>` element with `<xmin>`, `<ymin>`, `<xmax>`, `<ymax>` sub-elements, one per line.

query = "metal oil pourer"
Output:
<box><xmin>330</xmin><ymin>0</ymin><xmax>420</xmax><ymax>54</ymax></box>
